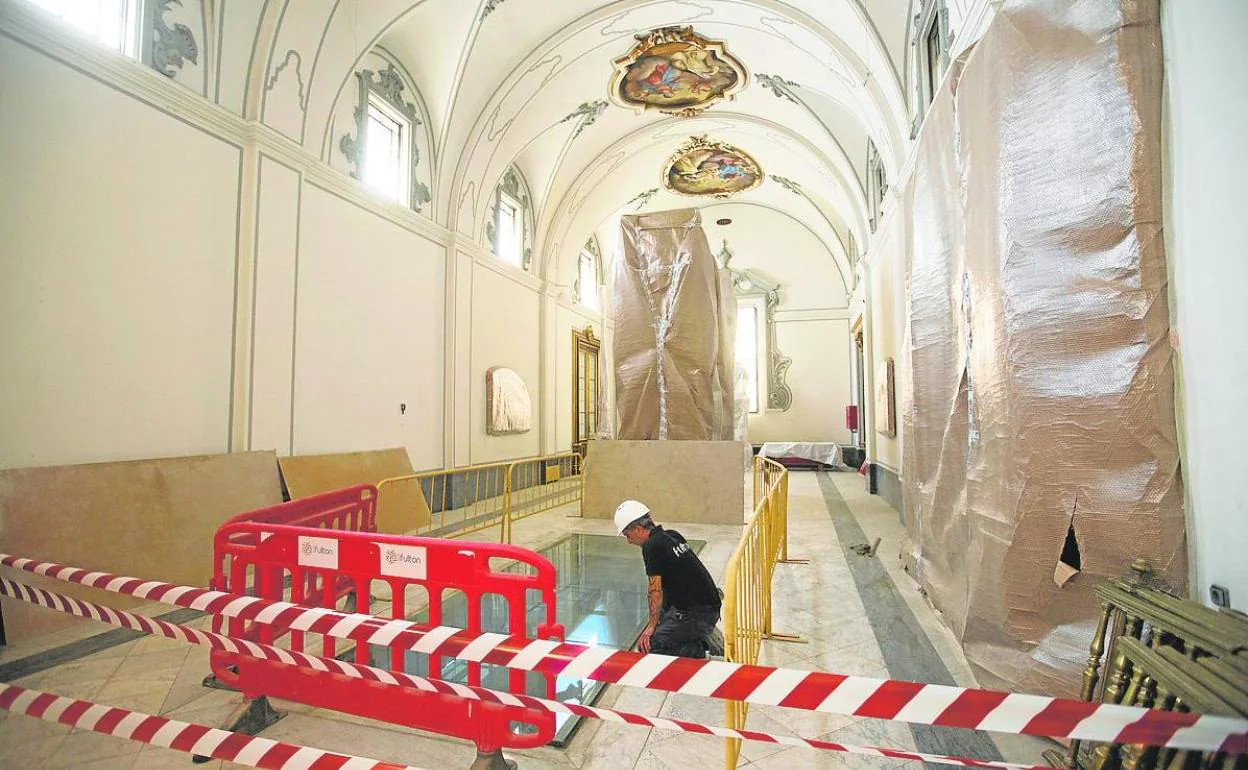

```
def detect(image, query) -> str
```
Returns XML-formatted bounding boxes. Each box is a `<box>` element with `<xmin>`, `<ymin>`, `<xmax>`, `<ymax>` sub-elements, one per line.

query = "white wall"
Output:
<box><xmin>469</xmin><ymin>263</ymin><xmax>541</xmax><ymax>463</ymax></box>
<box><xmin>249</xmin><ymin>155</ymin><xmax>301</xmax><ymax>455</ymax></box>
<box><xmin>700</xmin><ymin>204</ymin><xmax>855</xmax><ymax>447</ymax></box>
<box><xmin>864</xmin><ymin>202</ymin><xmax>907</xmax><ymax>474</ymax></box>
<box><xmin>291</xmin><ymin>184</ymin><xmax>446</xmax><ymax>470</ymax></box>
<box><xmin>1161</xmin><ymin>0</ymin><xmax>1248</xmax><ymax>609</ymax></box>
<box><xmin>749</xmin><ymin>319</ymin><xmax>854</xmax><ymax>444</ymax></box>
<box><xmin>0</xmin><ymin>34</ymin><xmax>239</xmax><ymax>468</ymax></box>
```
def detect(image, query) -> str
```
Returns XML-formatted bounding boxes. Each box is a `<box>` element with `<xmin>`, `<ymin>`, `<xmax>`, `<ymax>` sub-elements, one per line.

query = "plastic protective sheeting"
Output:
<box><xmin>900</xmin><ymin>0</ymin><xmax>1185</xmax><ymax>698</ymax></box>
<box><xmin>758</xmin><ymin>442</ymin><xmax>843</xmax><ymax>468</ymax></box>
<box><xmin>614</xmin><ymin>208</ymin><xmax>734</xmax><ymax>440</ymax></box>
<box><xmin>733</xmin><ymin>365</ymin><xmax>752</xmax><ymax>470</ymax></box>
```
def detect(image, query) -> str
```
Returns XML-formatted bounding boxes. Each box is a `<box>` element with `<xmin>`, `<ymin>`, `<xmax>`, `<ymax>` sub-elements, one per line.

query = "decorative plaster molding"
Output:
<box><xmin>770</xmin><ymin>174</ymin><xmax>802</xmax><ymax>195</ymax></box>
<box><xmin>469</xmin><ymin>244</ymin><xmax>544</xmax><ymax>293</ymax></box>
<box><xmin>764</xmin><ymin>290</ymin><xmax>794</xmax><ymax>412</ymax></box>
<box><xmin>265</xmin><ymin>50</ymin><xmax>307</xmax><ymax>110</ymax></box>
<box><xmin>626</xmin><ymin>187</ymin><xmax>660</xmax><ymax>211</ymax></box>
<box><xmin>717</xmin><ymin>239</ymin><xmax>793</xmax><ymax>412</ymax></box>
<box><xmin>339</xmin><ymin>63</ymin><xmax>432</xmax><ymax>213</ymax></box>
<box><xmin>485</xmin><ymin>166</ymin><xmax>535</xmax><ymax>270</ymax></box>
<box><xmin>756</xmin><ymin>73</ymin><xmax>801</xmax><ymax>105</ymax></box>
<box><xmin>559</xmin><ymin>99</ymin><xmax>608</xmax><ymax>142</ymax></box>
<box><xmin>0</xmin><ymin>4</ymin><xmax>458</xmax><ymax>250</ymax></box>
<box><xmin>149</xmin><ymin>0</ymin><xmax>198</xmax><ymax>78</ymax></box>
<box><xmin>480</xmin><ymin>0</ymin><xmax>508</xmax><ymax>21</ymax></box>
<box><xmin>774</xmin><ymin>308</ymin><xmax>852</xmax><ymax>322</ymax></box>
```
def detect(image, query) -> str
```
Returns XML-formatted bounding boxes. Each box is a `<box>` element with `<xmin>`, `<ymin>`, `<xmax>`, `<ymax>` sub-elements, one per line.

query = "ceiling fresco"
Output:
<box><xmin>608</xmin><ymin>26</ymin><xmax>748</xmax><ymax>117</ymax></box>
<box><xmin>663</xmin><ymin>135</ymin><xmax>764</xmax><ymax>198</ymax></box>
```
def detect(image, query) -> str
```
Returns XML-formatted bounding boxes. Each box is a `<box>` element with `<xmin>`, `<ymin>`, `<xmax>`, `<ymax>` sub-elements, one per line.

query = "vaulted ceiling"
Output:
<box><xmin>238</xmin><ymin>0</ymin><xmax>916</xmax><ymax>286</ymax></box>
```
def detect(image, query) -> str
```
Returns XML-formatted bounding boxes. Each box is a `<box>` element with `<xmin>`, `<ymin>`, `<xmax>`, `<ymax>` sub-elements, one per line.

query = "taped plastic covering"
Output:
<box><xmin>900</xmin><ymin>0</ymin><xmax>1185</xmax><ymax>698</ymax></box>
<box><xmin>733</xmin><ymin>364</ymin><xmax>751</xmax><ymax>469</ymax></box>
<box><xmin>614</xmin><ymin>208</ymin><xmax>734</xmax><ymax>440</ymax></box>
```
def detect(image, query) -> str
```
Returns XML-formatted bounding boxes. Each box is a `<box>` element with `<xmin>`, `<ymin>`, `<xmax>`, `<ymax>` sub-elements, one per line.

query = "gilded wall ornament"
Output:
<box><xmin>608</xmin><ymin>27</ymin><xmax>748</xmax><ymax>117</ymax></box>
<box><xmin>663</xmin><ymin>136</ymin><xmax>763</xmax><ymax>198</ymax></box>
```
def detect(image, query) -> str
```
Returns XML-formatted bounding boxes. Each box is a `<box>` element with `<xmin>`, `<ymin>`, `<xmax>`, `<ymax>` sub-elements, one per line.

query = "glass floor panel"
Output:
<box><xmin>364</xmin><ymin>532</ymin><xmax>704</xmax><ymax>746</ymax></box>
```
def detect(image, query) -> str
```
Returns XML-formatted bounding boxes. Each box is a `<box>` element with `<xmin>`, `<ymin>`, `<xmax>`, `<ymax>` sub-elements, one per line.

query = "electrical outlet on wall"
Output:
<box><xmin>1210</xmin><ymin>584</ymin><xmax>1231</xmax><ymax>608</ymax></box>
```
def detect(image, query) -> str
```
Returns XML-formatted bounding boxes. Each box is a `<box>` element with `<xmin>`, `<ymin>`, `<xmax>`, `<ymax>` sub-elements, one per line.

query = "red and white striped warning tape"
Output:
<box><xmin>0</xmin><ymin>575</ymin><xmax>1047</xmax><ymax>770</ymax></box>
<box><xmin>4</xmin><ymin>553</ymin><xmax>1245</xmax><ymax>754</ymax></box>
<box><xmin>0</xmin><ymin>683</ymin><xmax>418</xmax><ymax>769</ymax></box>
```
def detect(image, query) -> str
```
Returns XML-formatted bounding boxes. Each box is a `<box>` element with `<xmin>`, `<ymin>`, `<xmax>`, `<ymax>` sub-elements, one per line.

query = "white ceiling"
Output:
<box><xmin>242</xmin><ymin>0</ymin><xmax>917</xmax><ymax>281</ymax></box>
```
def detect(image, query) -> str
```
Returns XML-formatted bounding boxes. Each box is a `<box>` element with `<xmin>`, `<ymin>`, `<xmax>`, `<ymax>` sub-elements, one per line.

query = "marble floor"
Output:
<box><xmin>0</xmin><ymin>471</ymin><xmax>1057</xmax><ymax>769</ymax></box>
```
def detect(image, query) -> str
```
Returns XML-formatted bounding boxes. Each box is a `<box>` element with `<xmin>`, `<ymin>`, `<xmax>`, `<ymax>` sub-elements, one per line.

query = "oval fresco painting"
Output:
<box><xmin>610</xmin><ymin>27</ymin><xmax>748</xmax><ymax>116</ymax></box>
<box><xmin>663</xmin><ymin>136</ymin><xmax>764</xmax><ymax>198</ymax></box>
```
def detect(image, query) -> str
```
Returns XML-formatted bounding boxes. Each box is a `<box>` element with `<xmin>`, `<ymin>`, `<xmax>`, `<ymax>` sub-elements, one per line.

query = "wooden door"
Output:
<box><xmin>572</xmin><ymin>327</ymin><xmax>601</xmax><ymax>456</ymax></box>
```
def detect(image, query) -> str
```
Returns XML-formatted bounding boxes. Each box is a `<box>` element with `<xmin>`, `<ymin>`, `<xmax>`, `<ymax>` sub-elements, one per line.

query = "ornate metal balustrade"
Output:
<box><xmin>1047</xmin><ymin>561</ymin><xmax>1248</xmax><ymax>770</ymax></box>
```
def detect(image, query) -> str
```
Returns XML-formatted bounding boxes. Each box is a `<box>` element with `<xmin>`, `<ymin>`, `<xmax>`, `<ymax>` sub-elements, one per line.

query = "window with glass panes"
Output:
<box><xmin>573</xmin><ymin>328</ymin><xmax>600</xmax><ymax>454</ymax></box>
<box><xmin>24</xmin><ymin>0</ymin><xmax>139</xmax><ymax>56</ymax></box>
<box><xmin>362</xmin><ymin>98</ymin><xmax>409</xmax><ymax>204</ymax></box>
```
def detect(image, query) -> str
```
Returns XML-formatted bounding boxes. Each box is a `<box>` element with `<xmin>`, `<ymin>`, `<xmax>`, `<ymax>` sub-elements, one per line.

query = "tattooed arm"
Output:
<box><xmin>638</xmin><ymin>575</ymin><xmax>663</xmax><ymax>653</ymax></box>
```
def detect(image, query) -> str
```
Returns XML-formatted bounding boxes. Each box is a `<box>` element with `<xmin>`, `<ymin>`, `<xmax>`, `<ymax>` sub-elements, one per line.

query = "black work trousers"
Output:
<box><xmin>650</xmin><ymin>605</ymin><xmax>720</xmax><ymax>658</ymax></box>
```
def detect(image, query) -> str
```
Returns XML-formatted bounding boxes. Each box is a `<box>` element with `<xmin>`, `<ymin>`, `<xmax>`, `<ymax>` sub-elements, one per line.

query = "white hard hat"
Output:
<box><xmin>614</xmin><ymin>500</ymin><xmax>651</xmax><ymax>534</ymax></box>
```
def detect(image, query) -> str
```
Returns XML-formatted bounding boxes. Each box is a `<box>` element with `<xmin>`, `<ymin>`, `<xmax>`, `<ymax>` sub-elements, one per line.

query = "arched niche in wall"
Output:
<box><xmin>485</xmin><ymin>166</ymin><xmax>535</xmax><ymax>272</ymax></box>
<box><xmin>337</xmin><ymin>52</ymin><xmax>434</xmax><ymax>214</ymax></box>
<box><xmin>717</xmin><ymin>240</ymin><xmax>793</xmax><ymax>412</ymax></box>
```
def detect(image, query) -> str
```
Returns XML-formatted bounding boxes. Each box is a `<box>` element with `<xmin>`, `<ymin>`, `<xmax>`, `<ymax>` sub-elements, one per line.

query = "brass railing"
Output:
<box><xmin>375</xmin><ymin>452</ymin><xmax>584</xmax><ymax>544</ymax></box>
<box><xmin>1046</xmin><ymin>560</ymin><xmax>1248</xmax><ymax>770</ymax></box>
<box><xmin>723</xmin><ymin>456</ymin><xmax>807</xmax><ymax>769</ymax></box>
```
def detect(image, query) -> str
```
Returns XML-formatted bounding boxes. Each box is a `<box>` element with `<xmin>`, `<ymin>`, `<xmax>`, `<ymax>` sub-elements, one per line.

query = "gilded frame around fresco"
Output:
<box><xmin>608</xmin><ymin>26</ymin><xmax>749</xmax><ymax>117</ymax></box>
<box><xmin>662</xmin><ymin>135</ymin><xmax>764</xmax><ymax>199</ymax></box>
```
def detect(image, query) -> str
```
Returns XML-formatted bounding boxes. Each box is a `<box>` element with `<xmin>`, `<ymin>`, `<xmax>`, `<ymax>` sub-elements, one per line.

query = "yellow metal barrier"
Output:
<box><xmin>376</xmin><ymin>452</ymin><xmax>585</xmax><ymax>544</ymax></box>
<box><xmin>376</xmin><ymin>461</ymin><xmax>515</xmax><ymax>542</ymax></box>
<box><xmin>503</xmin><ymin>452</ymin><xmax>583</xmax><ymax>543</ymax></box>
<box><xmin>723</xmin><ymin>456</ymin><xmax>807</xmax><ymax>769</ymax></box>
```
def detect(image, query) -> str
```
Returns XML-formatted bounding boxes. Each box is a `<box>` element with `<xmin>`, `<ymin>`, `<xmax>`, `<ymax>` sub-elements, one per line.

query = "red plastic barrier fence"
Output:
<box><xmin>209</xmin><ymin>485</ymin><xmax>566</xmax><ymax>755</ymax></box>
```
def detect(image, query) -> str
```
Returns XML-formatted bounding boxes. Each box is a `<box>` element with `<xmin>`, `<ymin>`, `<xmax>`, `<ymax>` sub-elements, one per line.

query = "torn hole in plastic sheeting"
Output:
<box><xmin>1054</xmin><ymin>502</ymin><xmax>1081</xmax><ymax>587</ymax></box>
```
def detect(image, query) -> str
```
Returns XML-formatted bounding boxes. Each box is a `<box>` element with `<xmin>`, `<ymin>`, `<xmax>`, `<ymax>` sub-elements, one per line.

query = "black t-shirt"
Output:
<box><xmin>641</xmin><ymin>527</ymin><xmax>721</xmax><ymax>611</ymax></box>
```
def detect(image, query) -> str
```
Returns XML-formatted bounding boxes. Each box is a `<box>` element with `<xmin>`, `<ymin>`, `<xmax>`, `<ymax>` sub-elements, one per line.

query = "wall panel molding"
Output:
<box><xmin>0</xmin><ymin>1</ymin><xmax>452</xmax><ymax>249</ymax></box>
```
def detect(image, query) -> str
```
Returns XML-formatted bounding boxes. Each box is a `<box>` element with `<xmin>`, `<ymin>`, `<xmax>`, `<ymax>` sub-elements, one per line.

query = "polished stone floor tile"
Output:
<box><xmin>0</xmin><ymin>473</ymin><xmax>1051</xmax><ymax>770</ymax></box>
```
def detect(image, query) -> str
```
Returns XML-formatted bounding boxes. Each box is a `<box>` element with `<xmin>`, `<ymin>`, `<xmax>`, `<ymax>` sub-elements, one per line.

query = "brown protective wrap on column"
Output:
<box><xmin>614</xmin><ymin>208</ymin><xmax>732</xmax><ymax>440</ymax></box>
<box><xmin>901</xmin><ymin>0</ymin><xmax>1185</xmax><ymax>698</ymax></box>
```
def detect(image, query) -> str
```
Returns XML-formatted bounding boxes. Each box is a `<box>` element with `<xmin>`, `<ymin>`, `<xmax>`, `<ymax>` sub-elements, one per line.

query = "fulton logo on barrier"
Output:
<box><xmin>380</xmin><ymin>544</ymin><xmax>427</xmax><ymax>580</ymax></box>
<box><xmin>298</xmin><ymin>536</ymin><xmax>339</xmax><ymax>570</ymax></box>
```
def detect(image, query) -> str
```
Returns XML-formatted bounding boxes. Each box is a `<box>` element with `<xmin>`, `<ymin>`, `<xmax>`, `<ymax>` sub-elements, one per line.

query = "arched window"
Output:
<box><xmin>486</xmin><ymin>166</ymin><xmax>534</xmax><ymax>271</ymax></box>
<box><xmin>340</xmin><ymin>59</ymin><xmax>434</xmax><ymax>214</ymax></box>
<box><xmin>19</xmin><ymin>0</ymin><xmax>199</xmax><ymax>77</ymax></box>
<box><xmin>22</xmin><ymin>0</ymin><xmax>139</xmax><ymax>54</ymax></box>
<box><xmin>574</xmin><ymin>237</ymin><xmax>601</xmax><ymax>311</ymax></box>
<box><xmin>912</xmin><ymin>0</ymin><xmax>951</xmax><ymax>122</ymax></box>
<box><xmin>866</xmin><ymin>139</ymin><xmax>888</xmax><ymax>232</ymax></box>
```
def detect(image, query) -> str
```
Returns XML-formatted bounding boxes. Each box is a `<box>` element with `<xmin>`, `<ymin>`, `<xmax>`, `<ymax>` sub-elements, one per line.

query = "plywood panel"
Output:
<box><xmin>0</xmin><ymin>452</ymin><xmax>282</xmax><ymax>644</ymax></box>
<box><xmin>277</xmin><ymin>448</ymin><xmax>426</xmax><ymax>534</ymax></box>
<box><xmin>582</xmin><ymin>441</ymin><xmax>746</xmax><ymax>526</ymax></box>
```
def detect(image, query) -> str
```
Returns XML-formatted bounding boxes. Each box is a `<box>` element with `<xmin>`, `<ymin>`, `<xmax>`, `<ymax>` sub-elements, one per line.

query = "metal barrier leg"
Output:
<box><xmin>192</xmin><ymin>696</ymin><xmax>284</xmax><ymax>763</ymax></box>
<box><xmin>469</xmin><ymin>749</ymin><xmax>518</xmax><ymax>770</ymax></box>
